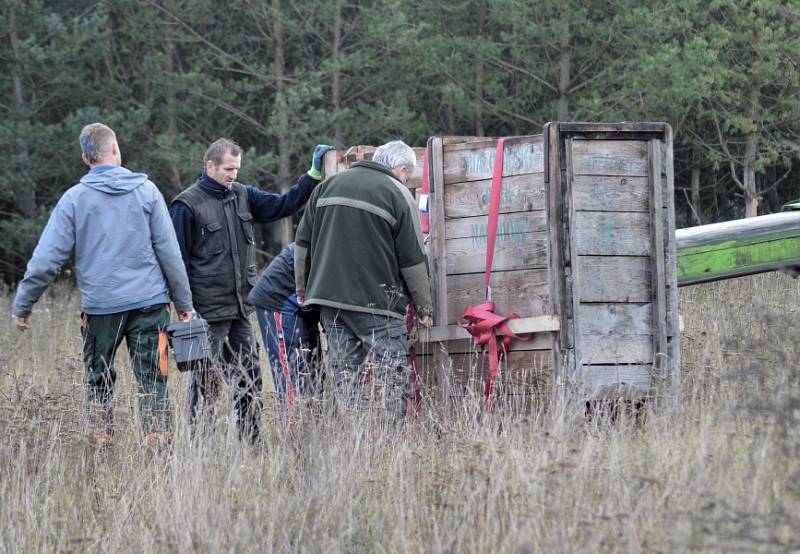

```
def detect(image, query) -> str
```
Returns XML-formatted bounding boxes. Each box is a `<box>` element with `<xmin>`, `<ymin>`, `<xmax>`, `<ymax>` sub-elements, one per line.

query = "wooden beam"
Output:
<box><xmin>419</xmin><ymin>315</ymin><xmax>560</xmax><ymax>343</ymax></box>
<box><xmin>662</xmin><ymin>127</ymin><xmax>681</xmax><ymax>396</ymax></box>
<box><xmin>555</xmin><ymin>122</ymin><xmax>669</xmax><ymax>134</ymax></box>
<box><xmin>428</xmin><ymin>136</ymin><xmax>451</xmax><ymax>404</ymax></box>
<box><xmin>544</xmin><ymin>122</ymin><xmax>568</xmax><ymax>389</ymax></box>
<box><xmin>648</xmin><ymin>139</ymin><xmax>668</xmax><ymax>368</ymax></box>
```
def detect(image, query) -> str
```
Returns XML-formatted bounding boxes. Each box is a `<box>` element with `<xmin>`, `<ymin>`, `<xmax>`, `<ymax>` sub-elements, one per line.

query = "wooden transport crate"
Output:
<box><xmin>322</xmin><ymin>145</ymin><xmax>427</xmax><ymax>191</ymax></box>
<box><xmin>318</xmin><ymin>124</ymin><xmax>680</xmax><ymax>404</ymax></box>
<box><xmin>544</xmin><ymin>122</ymin><xmax>679</xmax><ymax>398</ymax></box>
<box><xmin>417</xmin><ymin>135</ymin><xmax>554</xmax><ymax>402</ymax></box>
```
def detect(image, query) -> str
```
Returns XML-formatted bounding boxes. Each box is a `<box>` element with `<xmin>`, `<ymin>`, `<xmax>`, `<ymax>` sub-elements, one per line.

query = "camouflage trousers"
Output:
<box><xmin>319</xmin><ymin>307</ymin><xmax>410</xmax><ymax>420</ymax></box>
<box><xmin>81</xmin><ymin>304</ymin><xmax>171</xmax><ymax>439</ymax></box>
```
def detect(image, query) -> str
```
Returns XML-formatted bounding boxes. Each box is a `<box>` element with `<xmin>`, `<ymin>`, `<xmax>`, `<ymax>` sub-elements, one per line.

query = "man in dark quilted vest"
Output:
<box><xmin>170</xmin><ymin>138</ymin><xmax>332</xmax><ymax>442</ymax></box>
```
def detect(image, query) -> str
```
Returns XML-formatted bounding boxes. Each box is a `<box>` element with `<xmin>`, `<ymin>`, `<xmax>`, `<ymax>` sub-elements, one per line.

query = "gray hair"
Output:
<box><xmin>372</xmin><ymin>140</ymin><xmax>416</xmax><ymax>170</ymax></box>
<box><xmin>204</xmin><ymin>138</ymin><xmax>242</xmax><ymax>165</ymax></box>
<box><xmin>79</xmin><ymin>123</ymin><xmax>116</xmax><ymax>164</ymax></box>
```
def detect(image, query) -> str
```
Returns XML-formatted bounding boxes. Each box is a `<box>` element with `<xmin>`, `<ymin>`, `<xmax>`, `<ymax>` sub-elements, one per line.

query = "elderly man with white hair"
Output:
<box><xmin>294</xmin><ymin>140</ymin><xmax>433</xmax><ymax>419</ymax></box>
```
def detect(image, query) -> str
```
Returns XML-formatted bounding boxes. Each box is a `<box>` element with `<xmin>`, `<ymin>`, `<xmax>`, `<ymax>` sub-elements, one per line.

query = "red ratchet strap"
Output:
<box><xmin>274</xmin><ymin>313</ymin><xmax>297</xmax><ymax>430</ymax></box>
<box><xmin>406</xmin><ymin>305</ymin><xmax>423</xmax><ymax>418</ymax></box>
<box><xmin>419</xmin><ymin>148</ymin><xmax>430</xmax><ymax>233</ymax></box>
<box><xmin>457</xmin><ymin>138</ymin><xmax>530</xmax><ymax>411</ymax></box>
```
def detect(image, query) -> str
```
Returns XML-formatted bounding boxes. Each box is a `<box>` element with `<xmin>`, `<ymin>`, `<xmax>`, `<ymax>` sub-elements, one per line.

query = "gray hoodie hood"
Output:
<box><xmin>79</xmin><ymin>165</ymin><xmax>148</xmax><ymax>195</ymax></box>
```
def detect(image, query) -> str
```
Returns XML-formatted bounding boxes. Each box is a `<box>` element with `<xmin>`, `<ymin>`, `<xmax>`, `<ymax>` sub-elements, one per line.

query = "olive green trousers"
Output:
<box><xmin>81</xmin><ymin>304</ymin><xmax>171</xmax><ymax>438</ymax></box>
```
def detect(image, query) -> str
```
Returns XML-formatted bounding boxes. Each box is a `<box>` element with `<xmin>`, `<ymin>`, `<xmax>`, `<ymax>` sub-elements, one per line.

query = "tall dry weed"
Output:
<box><xmin>1</xmin><ymin>274</ymin><xmax>799</xmax><ymax>553</ymax></box>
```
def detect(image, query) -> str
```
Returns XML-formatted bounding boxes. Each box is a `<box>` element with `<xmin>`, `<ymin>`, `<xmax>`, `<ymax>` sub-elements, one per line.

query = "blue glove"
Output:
<box><xmin>308</xmin><ymin>144</ymin><xmax>334</xmax><ymax>180</ymax></box>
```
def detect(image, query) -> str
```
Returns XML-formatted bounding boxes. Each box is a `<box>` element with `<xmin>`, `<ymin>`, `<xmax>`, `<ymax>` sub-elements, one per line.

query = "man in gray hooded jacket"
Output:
<box><xmin>12</xmin><ymin>123</ymin><xmax>195</xmax><ymax>446</ymax></box>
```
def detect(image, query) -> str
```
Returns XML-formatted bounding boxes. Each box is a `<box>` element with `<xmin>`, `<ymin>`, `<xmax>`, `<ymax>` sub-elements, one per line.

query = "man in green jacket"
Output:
<box><xmin>295</xmin><ymin>140</ymin><xmax>433</xmax><ymax>419</ymax></box>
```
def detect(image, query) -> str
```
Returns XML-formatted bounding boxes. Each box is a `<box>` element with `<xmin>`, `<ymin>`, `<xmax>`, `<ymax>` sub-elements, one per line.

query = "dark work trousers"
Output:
<box><xmin>319</xmin><ymin>307</ymin><xmax>409</xmax><ymax>420</ymax></box>
<box><xmin>187</xmin><ymin>317</ymin><xmax>262</xmax><ymax>443</ymax></box>
<box><xmin>81</xmin><ymin>304</ymin><xmax>171</xmax><ymax>439</ymax></box>
<box><xmin>254</xmin><ymin>304</ymin><xmax>321</xmax><ymax>421</ymax></box>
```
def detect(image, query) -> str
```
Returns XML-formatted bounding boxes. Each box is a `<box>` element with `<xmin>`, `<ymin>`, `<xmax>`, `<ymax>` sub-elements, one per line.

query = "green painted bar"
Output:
<box><xmin>676</xmin><ymin>212</ymin><xmax>800</xmax><ymax>286</ymax></box>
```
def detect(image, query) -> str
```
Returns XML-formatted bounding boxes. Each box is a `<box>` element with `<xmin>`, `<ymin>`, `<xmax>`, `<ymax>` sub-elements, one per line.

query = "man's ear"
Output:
<box><xmin>81</xmin><ymin>153</ymin><xmax>91</xmax><ymax>167</ymax></box>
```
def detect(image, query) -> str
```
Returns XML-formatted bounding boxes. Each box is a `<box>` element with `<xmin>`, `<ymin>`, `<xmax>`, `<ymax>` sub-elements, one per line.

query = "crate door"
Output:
<box><xmin>547</xmin><ymin>123</ymin><xmax>679</xmax><ymax>398</ymax></box>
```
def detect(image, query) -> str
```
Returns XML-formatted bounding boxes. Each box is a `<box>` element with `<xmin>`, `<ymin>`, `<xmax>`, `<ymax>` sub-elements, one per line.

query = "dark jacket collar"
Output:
<box><xmin>197</xmin><ymin>171</ymin><xmax>233</xmax><ymax>197</ymax></box>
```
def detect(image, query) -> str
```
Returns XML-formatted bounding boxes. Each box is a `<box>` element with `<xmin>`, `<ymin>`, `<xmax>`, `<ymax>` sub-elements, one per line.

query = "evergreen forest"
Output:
<box><xmin>2</xmin><ymin>0</ymin><xmax>799</xmax><ymax>281</ymax></box>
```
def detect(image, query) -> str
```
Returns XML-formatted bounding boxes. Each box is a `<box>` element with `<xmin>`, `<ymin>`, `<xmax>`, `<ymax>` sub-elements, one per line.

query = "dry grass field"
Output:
<box><xmin>1</xmin><ymin>273</ymin><xmax>799</xmax><ymax>553</ymax></box>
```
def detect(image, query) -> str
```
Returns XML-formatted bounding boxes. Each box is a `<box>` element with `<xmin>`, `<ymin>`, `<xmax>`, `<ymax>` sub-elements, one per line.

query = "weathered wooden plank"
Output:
<box><xmin>576</xmin><ymin>364</ymin><xmax>652</xmax><ymax>392</ymax></box>
<box><xmin>420</xmin><ymin>315</ymin><xmax>560</xmax><ymax>343</ymax></box>
<box><xmin>662</xmin><ymin>129</ymin><xmax>681</xmax><ymax>394</ymax></box>
<box><xmin>442</xmin><ymin>136</ymin><xmax>488</xmax><ymax>145</ymax></box>
<box><xmin>648</xmin><ymin>139</ymin><xmax>668</xmax><ymax>362</ymax></box>
<box><xmin>571</xmin><ymin>140</ymin><xmax>648</xmax><ymax>177</ymax></box>
<box><xmin>578</xmin><ymin>303</ymin><xmax>654</xmax><ymax>336</ymax></box>
<box><xmin>415</xmin><ymin>333</ymin><xmax>554</xmax><ymax>355</ymax></box>
<box><xmin>544</xmin><ymin>122</ymin><xmax>568</xmax><ymax>386</ymax></box>
<box><xmin>580</xmin><ymin>335</ymin><xmax>653</xmax><ymax>365</ymax></box>
<box><xmin>428</xmin><ymin>137</ymin><xmax>450</xmax><ymax>404</ymax></box>
<box><xmin>322</xmin><ymin>149</ymin><xmax>339</xmax><ymax>179</ymax></box>
<box><xmin>443</xmin><ymin>136</ymin><xmax>545</xmax><ymax>184</ymax></box>
<box><xmin>446</xmin><ymin>235</ymin><xmax>549</xmax><ymax>274</ymax></box>
<box><xmin>418</xmin><ymin>350</ymin><xmax>552</xmax><ymax>392</ymax></box>
<box><xmin>675</xmin><ymin>211</ymin><xmax>800</xmax><ymax>285</ymax></box>
<box><xmin>429</xmin><ymin>137</ymin><xmax>448</xmax><ymax>323</ymax></box>
<box><xmin>557</xmin><ymin>122</ymin><xmax>669</xmax><ymax>135</ymax></box>
<box><xmin>576</xmin><ymin>256</ymin><xmax>652</xmax><ymax>302</ymax></box>
<box><xmin>661</xmin><ymin>140</ymin><xmax>677</xmax><ymax>339</ymax></box>
<box><xmin>457</xmin><ymin>351</ymin><xmax>552</xmax><ymax>389</ymax></box>
<box><xmin>443</xmin><ymin>174</ymin><xmax>545</xmax><ymax>218</ymax></box>
<box><xmin>446</xmin><ymin>269</ymin><xmax>550</xmax><ymax>325</ymax></box>
<box><xmin>565</xmin><ymin>139</ymin><xmax>583</xmax><ymax>380</ymax></box>
<box><xmin>444</xmin><ymin>211</ymin><xmax>546</xmax><ymax>240</ymax></box>
<box><xmin>572</xmin><ymin>175</ymin><xmax>649</xmax><ymax>212</ymax></box>
<box><xmin>574</xmin><ymin>211</ymin><xmax>652</xmax><ymax>256</ymax></box>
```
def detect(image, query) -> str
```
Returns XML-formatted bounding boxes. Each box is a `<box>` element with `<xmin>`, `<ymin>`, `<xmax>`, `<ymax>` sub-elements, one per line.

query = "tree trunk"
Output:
<box><xmin>742</xmin><ymin>84</ymin><xmax>760</xmax><ymax>218</ymax></box>
<box><xmin>689</xmin><ymin>147</ymin><xmax>701</xmax><ymax>225</ymax></box>
<box><xmin>743</xmin><ymin>130</ymin><xmax>759</xmax><ymax>218</ymax></box>
<box><xmin>8</xmin><ymin>3</ymin><xmax>34</xmax><ymax>218</ymax></box>
<box><xmin>742</xmin><ymin>28</ymin><xmax>763</xmax><ymax>219</ymax></box>
<box><xmin>272</xmin><ymin>0</ymin><xmax>293</xmax><ymax>247</ymax></box>
<box><xmin>474</xmin><ymin>0</ymin><xmax>486</xmax><ymax>136</ymax></box>
<box><xmin>557</xmin><ymin>4</ymin><xmax>571</xmax><ymax>120</ymax></box>
<box><xmin>331</xmin><ymin>0</ymin><xmax>344</xmax><ymax>148</ymax></box>
<box><xmin>163</xmin><ymin>31</ymin><xmax>182</xmax><ymax>194</ymax></box>
<box><xmin>690</xmin><ymin>167</ymin><xmax>701</xmax><ymax>225</ymax></box>
<box><xmin>446</xmin><ymin>88</ymin><xmax>455</xmax><ymax>135</ymax></box>
<box><xmin>102</xmin><ymin>1</ymin><xmax>115</xmax><ymax>111</ymax></box>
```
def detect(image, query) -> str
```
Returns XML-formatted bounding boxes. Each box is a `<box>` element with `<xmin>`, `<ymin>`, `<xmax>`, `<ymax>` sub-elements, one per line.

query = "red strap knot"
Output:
<box><xmin>458</xmin><ymin>302</ymin><xmax>530</xmax><ymax>409</ymax></box>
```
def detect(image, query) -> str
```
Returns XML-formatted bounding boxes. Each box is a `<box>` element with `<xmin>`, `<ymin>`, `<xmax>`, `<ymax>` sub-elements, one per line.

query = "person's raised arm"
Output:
<box><xmin>248</xmin><ymin>145</ymin><xmax>333</xmax><ymax>223</ymax></box>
